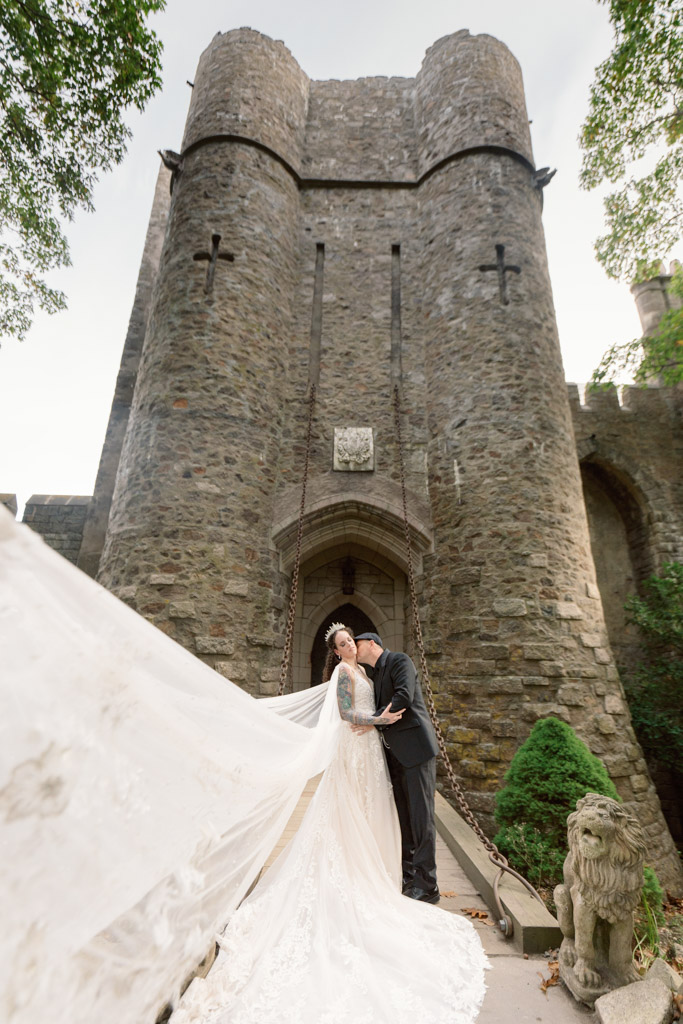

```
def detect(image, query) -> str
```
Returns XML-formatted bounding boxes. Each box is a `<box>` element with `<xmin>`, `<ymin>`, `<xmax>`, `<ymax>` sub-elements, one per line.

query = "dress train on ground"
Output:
<box><xmin>173</xmin><ymin>669</ymin><xmax>488</xmax><ymax>1024</ymax></box>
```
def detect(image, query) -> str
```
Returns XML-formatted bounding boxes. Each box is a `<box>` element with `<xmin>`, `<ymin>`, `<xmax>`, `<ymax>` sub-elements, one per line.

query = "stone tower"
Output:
<box><xmin>83</xmin><ymin>29</ymin><xmax>680</xmax><ymax>887</ymax></box>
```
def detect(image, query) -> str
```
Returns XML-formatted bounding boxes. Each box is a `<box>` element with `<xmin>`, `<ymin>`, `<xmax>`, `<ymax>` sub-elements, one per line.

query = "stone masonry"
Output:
<box><xmin>21</xmin><ymin>495</ymin><xmax>90</xmax><ymax>564</ymax></box>
<box><xmin>18</xmin><ymin>29</ymin><xmax>682</xmax><ymax>888</ymax></box>
<box><xmin>571</xmin><ymin>383</ymin><xmax>683</xmax><ymax>665</ymax></box>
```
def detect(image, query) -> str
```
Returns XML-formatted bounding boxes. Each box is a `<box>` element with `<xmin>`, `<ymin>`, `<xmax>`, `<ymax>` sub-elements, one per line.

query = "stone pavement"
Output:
<box><xmin>263</xmin><ymin>778</ymin><xmax>596</xmax><ymax>1023</ymax></box>
<box><xmin>437</xmin><ymin>833</ymin><xmax>595</xmax><ymax>1023</ymax></box>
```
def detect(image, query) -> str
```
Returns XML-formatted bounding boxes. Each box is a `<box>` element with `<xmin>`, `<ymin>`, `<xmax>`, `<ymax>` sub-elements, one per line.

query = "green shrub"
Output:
<box><xmin>493</xmin><ymin>717</ymin><xmax>619</xmax><ymax>886</ymax></box>
<box><xmin>493</xmin><ymin>823</ymin><xmax>567</xmax><ymax>889</ymax></box>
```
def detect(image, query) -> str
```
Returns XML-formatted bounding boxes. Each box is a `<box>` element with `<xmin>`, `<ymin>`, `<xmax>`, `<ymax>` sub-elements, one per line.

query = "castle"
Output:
<box><xmin>8</xmin><ymin>29</ymin><xmax>682</xmax><ymax>888</ymax></box>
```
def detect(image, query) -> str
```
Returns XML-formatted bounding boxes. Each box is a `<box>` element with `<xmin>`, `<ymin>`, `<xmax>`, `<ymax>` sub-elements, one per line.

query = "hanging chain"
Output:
<box><xmin>278</xmin><ymin>384</ymin><xmax>317</xmax><ymax>697</ymax></box>
<box><xmin>392</xmin><ymin>385</ymin><xmax>545</xmax><ymax>936</ymax></box>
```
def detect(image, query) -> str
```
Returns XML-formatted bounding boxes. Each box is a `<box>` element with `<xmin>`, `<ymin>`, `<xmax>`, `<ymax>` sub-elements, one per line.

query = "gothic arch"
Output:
<box><xmin>579</xmin><ymin>453</ymin><xmax>654</xmax><ymax>584</ymax></box>
<box><xmin>289</xmin><ymin>541</ymin><xmax>407</xmax><ymax>690</ymax></box>
<box><xmin>577</xmin><ymin>437</ymin><xmax>665</xmax><ymax>541</ymax></box>
<box><xmin>579</xmin><ymin>453</ymin><xmax>654</xmax><ymax>663</ymax></box>
<box><xmin>271</xmin><ymin>488</ymin><xmax>433</xmax><ymax>576</ymax></box>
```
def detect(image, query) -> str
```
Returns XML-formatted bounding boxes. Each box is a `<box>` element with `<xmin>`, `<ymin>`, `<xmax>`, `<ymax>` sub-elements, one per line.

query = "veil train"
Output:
<box><xmin>0</xmin><ymin>508</ymin><xmax>339</xmax><ymax>1024</ymax></box>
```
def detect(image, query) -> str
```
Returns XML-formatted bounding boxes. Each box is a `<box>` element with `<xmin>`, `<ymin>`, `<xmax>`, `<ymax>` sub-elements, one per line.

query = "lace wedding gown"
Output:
<box><xmin>172</xmin><ymin>666</ymin><xmax>488</xmax><ymax>1024</ymax></box>
<box><xmin>0</xmin><ymin>510</ymin><xmax>487</xmax><ymax>1024</ymax></box>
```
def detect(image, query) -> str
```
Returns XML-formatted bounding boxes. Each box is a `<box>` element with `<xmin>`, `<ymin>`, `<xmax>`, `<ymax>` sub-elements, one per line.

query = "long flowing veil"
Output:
<box><xmin>0</xmin><ymin>508</ymin><xmax>341</xmax><ymax>1024</ymax></box>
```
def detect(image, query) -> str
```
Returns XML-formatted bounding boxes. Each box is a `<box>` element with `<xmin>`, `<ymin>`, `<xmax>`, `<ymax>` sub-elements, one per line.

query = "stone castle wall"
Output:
<box><xmin>571</xmin><ymin>384</ymin><xmax>683</xmax><ymax>568</ymax></box>
<box><xmin>21</xmin><ymin>495</ymin><xmax>91</xmax><ymax>564</ymax></box>
<box><xmin>571</xmin><ymin>383</ymin><xmax>683</xmax><ymax>665</ymax></box>
<box><xmin>77</xmin><ymin>166</ymin><xmax>172</xmax><ymax>579</ymax></box>
<box><xmin>96</xmin><ymin>29</ymin><xmax>307</xmax><ymax>692</ymax></box>
<box><xmin>59</xmin><ymin>29</ymin><xmax>681</xmax><ymax>887</ymax></box>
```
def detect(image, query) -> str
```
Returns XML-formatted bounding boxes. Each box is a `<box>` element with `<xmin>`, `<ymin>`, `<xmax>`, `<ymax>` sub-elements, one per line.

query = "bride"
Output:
<box><xmin>171</xmin><ymin>624</ymin><xmax>488</xmax><ymax>1024</ymax></box>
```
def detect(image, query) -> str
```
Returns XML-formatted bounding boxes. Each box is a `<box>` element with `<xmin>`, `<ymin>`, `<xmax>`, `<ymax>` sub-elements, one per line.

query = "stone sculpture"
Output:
<box><xmin>554</xmin><ymin>792</ymin><xmax>647</xmax><ymax>1006</ymax></box>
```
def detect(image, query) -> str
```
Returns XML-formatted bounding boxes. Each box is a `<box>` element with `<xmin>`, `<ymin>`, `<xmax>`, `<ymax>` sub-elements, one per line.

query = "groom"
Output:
<box><xmin>354</xmin><ymin>632</ymin><xmax>440</xmax><ymax>904</ymax></box>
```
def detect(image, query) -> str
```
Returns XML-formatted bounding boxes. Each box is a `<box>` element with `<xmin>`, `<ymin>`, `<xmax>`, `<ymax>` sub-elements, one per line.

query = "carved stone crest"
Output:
<box><xmin>333</xmin><ymin>427</ymin><xmax>374</xmax><ymax>472</ymax></box>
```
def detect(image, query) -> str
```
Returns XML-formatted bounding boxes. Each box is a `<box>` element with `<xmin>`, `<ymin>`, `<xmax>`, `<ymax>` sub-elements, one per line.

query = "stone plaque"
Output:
<box><xmin>333</xmin><ymin>427</ymin><xmax>374</xmax><ymax>472</ymax></box>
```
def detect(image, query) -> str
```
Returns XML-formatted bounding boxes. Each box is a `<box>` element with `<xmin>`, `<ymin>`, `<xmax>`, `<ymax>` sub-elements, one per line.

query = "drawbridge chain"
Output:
<box><xmin>278</xmin><ymin>384</ymin><xmax>317</xmax><ymax>698</ymax></box>
<box><xmin>392</xmin><ymin>385</ymin><xmax>545</xmax><ymax>938</ymax></box>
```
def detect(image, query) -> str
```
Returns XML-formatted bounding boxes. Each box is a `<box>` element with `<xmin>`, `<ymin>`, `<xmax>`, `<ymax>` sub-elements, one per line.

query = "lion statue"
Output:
<box><xmin>554</xmin><ymin>792</ymin><xmax>647</xmax><ymax>1005</ymax></box>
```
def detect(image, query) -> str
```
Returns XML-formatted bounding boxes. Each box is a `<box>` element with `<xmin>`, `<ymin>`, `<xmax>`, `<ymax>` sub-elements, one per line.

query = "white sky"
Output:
<box><xmin>0</xmin><ymin>0</ymin><xmax>649</xmax><ymax>512</ymax></box>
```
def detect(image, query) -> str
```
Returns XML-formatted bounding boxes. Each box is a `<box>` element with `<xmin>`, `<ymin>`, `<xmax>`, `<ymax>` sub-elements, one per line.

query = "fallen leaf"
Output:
<box><xmin>440</xmin><ymin>890</ymin><xmax>457</xmax><ymax>898</ymax></box>
<box><xmin>538</xmin><ymin>961</ymin><xmax>560</xmax><ymax>995</ymax></box>
<box><xmin>461</xmin><ymin>908</ymin><xmax>494</xmax><ymax>926</ymax></box>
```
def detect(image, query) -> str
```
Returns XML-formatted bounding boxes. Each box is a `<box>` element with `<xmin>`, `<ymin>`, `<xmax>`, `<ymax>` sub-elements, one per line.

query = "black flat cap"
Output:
<box><xmin>354</xmin><ymin>632</ymin><xmax>383</xmax><ymax>647</ymax></box>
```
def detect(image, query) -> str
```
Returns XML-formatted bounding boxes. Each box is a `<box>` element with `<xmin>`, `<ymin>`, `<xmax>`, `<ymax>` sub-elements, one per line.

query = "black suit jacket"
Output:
<box><xmin>369</xmin><ymin>649</ymin><xmax>439</xmax><ymax>768</ymax></box>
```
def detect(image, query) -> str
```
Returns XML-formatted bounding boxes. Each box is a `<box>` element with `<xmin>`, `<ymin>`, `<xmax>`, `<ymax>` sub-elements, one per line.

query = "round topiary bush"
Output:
<box><xmin>493</xmin><ymin>716</ymin><xmax>619</xmax><ymax>887</ymax></box>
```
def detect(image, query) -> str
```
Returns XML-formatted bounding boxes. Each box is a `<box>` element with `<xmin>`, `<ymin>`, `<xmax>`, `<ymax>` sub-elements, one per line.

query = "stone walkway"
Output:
<box><xmin>437</xmin><ymin>833</ymin><xmax>595</xmax><ymax>1022</ymax></box>
<box><xmin>264</xmin><ymin>778</ymin><xmax>596</xmax><ymax>1023</ymax></box>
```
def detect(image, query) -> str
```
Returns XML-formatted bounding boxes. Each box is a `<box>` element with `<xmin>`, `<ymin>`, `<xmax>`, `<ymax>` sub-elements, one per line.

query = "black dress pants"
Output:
<box><xmin>386</xmin><ymin>749</ymin><xmax>437</xmax><ymax>891</ymax></box>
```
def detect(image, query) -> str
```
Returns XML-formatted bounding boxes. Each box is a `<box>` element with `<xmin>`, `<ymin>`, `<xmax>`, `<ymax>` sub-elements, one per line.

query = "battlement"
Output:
<box><xmin>567</xmin><ymin>381</ymin><xmax>683</xmax><ymax>418</ymax></box>
<box><xmin>22</xmin><ymin>495</ymin><xmax>91</xmax><ymax>565</ymax></box>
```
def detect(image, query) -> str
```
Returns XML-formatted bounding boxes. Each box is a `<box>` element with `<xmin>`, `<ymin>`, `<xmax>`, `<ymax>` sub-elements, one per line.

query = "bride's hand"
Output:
<box><xmin>350</xmin><ymin>724</ymin><xmax>374</xmax><ymax>735</ymax></box>
<box><xmin>381</xmin><ymin>704</ymin><xmax>404</xmax><ymax>725</ymax></box>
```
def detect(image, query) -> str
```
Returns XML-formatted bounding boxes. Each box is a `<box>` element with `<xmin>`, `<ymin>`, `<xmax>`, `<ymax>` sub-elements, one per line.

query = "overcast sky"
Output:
<box><xmin>0</xmin><ymin>0</ymin><xmax>652</xmax><ymax>512</ymax></box>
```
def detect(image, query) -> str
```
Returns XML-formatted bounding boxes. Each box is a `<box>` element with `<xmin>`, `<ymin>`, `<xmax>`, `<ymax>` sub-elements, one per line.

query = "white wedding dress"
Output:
<box><xmin>172</xmin><ymin>665</ymin><xmax>488</xmax><ymax>1024</ymax></box>
<box><xmin>0</xmin><ymin>509</ymin><xmax>487</xmax><ymax>1024</ymax></box>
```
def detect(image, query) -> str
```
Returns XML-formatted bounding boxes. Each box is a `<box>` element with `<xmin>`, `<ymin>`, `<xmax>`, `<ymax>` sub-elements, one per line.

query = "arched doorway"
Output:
<box><xmin>272</xmin><ymin>494</ymin><xmax>433</xmax><ymax>692</ymax></box>
<box><xmin>580</xmin><ymin>458</ymin><xmax>652</xmax><ymax>667</ymax></box>
<box><xmin>310</xmin><ymin>603</ymin><xmax>377</xmax><ymax>687</ymax></box>
<box><xmin>290</xmin><ymin>544</ymin><xmax>408</xmax><ymax>691</ymax></box>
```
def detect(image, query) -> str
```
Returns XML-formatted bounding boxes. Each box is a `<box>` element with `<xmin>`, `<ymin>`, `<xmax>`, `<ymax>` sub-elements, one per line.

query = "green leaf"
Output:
<box><xmin>0</xmin><ymin>0</ymin><xmax>166</xmax><ymax>340</ymax></box>
<box><xmin>580</xmin><ymin>0</ymin><xmax>683</xmax><ymax>384</ymax></box>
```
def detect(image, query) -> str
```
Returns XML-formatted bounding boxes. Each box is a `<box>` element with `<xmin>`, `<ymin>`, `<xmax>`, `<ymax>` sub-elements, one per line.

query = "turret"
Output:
<box><xmin>631</xmin><ymin>261</ymin><xmax>682</xmax><ymax>337</ymax></box>
<box><xmin>97</xmin><ymin>31</ymin><xmax>309</xmax><ymax>686</ymax></box>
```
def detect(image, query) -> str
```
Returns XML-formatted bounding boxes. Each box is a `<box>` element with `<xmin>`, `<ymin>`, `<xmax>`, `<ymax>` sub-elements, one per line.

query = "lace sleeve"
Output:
<box><xmin>336</xmin><ymin>666</ymin><xmax>392</xmax><ymax>726</ymax></box>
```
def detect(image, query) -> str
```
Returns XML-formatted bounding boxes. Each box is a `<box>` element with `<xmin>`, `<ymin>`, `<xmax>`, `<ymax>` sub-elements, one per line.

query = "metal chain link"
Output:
<box><xmin>392</xmin><ymin>385</ymin><xmax>545</xmax><ymax>936</ymax></box>
<box><xmin>278</xmin><ymin>384</ymin><xmax>317</xmax><ymax>697</ymax></box>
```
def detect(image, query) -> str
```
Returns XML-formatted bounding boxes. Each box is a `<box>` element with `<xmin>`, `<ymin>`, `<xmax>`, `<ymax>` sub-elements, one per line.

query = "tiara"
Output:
<box><xmin>324</xmin><ymin>621</ymin><xmax>347</xmax><ymax>643</ymax></box>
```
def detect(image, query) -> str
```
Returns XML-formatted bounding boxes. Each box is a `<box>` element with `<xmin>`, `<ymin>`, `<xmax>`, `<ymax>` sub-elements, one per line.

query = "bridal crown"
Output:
<box><xmin>324</xmin><ymin>621</ymin><xmax>347</xmax><ymax>643</ymax></box>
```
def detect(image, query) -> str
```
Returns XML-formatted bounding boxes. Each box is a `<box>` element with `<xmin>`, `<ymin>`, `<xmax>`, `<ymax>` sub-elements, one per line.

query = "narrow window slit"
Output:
<box><xmin>309</xmin><ymin>243</ymin><xmax>325</xmax><ymax>385</ymax></box>
<box><xmin>391</xmin><ymin>244</ymin><xmax>402</xmax><ymax>386</ymax></box>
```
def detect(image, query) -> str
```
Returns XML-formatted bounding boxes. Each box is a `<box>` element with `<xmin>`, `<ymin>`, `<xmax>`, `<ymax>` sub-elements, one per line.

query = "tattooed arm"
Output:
<box><xmin>336</xmin><ymin>666</ymin><xmax>404</xmax><ymax>726</ymax></box>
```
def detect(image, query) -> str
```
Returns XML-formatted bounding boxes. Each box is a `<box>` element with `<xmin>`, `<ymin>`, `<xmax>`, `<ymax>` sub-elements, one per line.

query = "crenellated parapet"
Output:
<box><xmin>22</xmin><ymin>495</ymin><xmax>91</xmax><ymax>565</ymax></box>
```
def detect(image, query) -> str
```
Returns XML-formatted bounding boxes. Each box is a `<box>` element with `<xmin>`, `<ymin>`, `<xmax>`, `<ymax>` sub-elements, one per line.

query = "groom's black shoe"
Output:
<box><xmin>404</xmin><ymin>884</ymin><xmax>440</xmax><ymax>904</ymax></box>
